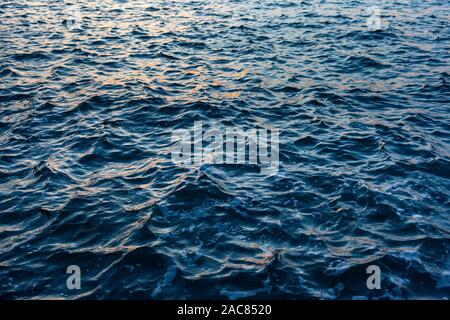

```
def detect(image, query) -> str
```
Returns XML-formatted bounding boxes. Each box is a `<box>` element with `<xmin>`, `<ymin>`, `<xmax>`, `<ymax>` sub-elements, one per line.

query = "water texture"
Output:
<box><xmin>0</xmin><ymin>0</ymin><xmax>449</xmax><ymax>299</ymax></box>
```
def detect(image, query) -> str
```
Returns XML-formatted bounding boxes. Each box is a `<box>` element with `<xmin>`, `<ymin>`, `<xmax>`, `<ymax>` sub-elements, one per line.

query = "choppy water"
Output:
<box><xmin>0</xmin><ymin>0</ymin><xmax>449</xmax><ymax>300</ymax></box>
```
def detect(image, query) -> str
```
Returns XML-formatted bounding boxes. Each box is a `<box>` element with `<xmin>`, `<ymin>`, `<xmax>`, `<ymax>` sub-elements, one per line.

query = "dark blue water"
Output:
<box><xmin>0</xmin><ymin>0</ymin><xmax>449</xmax><ymax>299</ymax></box>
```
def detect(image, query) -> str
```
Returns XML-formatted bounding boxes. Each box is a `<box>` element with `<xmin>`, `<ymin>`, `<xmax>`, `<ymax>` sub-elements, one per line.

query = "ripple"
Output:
<box><xmin>0</xmin><ymin>0</ymin><xmax>449</xmax><ymax>300</ymax></box>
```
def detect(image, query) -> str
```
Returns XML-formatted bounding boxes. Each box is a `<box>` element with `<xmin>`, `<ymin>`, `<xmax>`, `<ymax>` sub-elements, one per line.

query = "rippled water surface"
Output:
<box><xmin>0</xmin><ymin>0</ymin><xmax>449</xmax><ymax>299</ymax></box>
